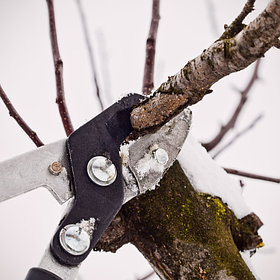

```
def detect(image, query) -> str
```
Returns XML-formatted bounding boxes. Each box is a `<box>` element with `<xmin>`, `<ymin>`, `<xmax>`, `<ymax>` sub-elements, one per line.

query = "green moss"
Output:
<box><xmin>223</xmin><ymin>38</ymin><xmax>237</xmax><ymax>59</ymax></box>
<box><xmin>127</xmin><ymin>161</ymin><xmax>256</xmax><ymax>279</ymax></box>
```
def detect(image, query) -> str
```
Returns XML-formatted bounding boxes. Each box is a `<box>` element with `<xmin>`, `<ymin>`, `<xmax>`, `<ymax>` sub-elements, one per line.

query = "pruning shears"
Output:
<box><xmin>0</xmin><ymin>93</ymin><xmax>191</xmax><ymax>280</ymax></box>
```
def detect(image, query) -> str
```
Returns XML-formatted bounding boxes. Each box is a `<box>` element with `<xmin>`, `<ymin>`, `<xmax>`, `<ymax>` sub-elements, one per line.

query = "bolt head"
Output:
<box><xmin>59</xmin><ymin>225</ymin><xmax>91</xmax><ymax>255</ymax></box>
<box><xmin>87</xmin><ymin>156</ymin><xmax>117</xmax><ymax>186</ymax></box>
<box><xmin>49</xmin><ymin>161</ymin><xmax>62</xmax><ymax>176</ymax></box>
<box><xmin>153</xmin><ymin>148</ymin><xmax>169</xmax><ymax>165</ymax></box>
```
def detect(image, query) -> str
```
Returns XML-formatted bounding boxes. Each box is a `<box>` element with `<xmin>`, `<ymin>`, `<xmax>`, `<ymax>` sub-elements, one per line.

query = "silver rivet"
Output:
<box><xmin>48</xmin><ymin>161</ymin><xmax>62</xmax><ymax>176</ymax></box>
<box><xmin>87</xmin><ymin>156</ymin><xmax>117</xmax><ymax>186</ymax></box>
<box><xmin>59</xmin><ymin>224</ymin><xmax>91</xmax><ymax>255</ymax></box>
<box><xmin>153</xmin><ymin>148</ymin><xmax>169</xmax><ymax>165</ymax></box>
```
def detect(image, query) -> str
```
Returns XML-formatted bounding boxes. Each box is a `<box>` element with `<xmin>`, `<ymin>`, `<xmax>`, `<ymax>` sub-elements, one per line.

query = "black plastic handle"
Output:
<box><xmin>25</xmin><ymin>268</ymin><xmax>62</xmax><ymax>280</ymax></box>
<box><xmin>50</xmin><ymin>93</ymin><xmax>145</xmax><ymax>266</ymax></box>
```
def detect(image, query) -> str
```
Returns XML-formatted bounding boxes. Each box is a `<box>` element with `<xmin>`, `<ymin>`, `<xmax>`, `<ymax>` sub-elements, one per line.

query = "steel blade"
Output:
<box><xmin>121</xmin><ymin>108</ymin><xmax>192</xmax><ymax>203</ymax></box>
<box><xmin>0</xmin><ymin>139</ymin><xmax>73</xmax><ymax>204</ymax></box>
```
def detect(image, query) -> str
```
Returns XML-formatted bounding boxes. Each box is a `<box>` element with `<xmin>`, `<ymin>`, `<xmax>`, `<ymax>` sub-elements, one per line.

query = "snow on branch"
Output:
<box><xmin>131</xmin><ymin>0</ymin><xmax>280</xmax><ymax>131</ymax></box>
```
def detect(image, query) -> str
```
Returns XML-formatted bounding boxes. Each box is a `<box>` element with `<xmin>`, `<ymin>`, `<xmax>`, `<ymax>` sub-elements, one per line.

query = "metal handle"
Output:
<box><xmin>25</xmin><ymin>268</ymin><xmax>63</xmax><ymax>280</ymax></box>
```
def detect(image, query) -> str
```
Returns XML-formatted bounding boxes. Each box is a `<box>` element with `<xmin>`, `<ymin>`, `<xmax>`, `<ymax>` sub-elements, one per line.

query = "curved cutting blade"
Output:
<box><xmin>121</xmin><ymin>108</ymin><xmax>192</xmax><ymax>203</ymax></box>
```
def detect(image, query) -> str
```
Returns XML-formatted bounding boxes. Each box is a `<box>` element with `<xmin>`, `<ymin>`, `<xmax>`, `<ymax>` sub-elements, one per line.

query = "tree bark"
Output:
<box><xmin>95</xmin><ymin>1</ymin><xmax>279</xmax><ymax>279</ymax></box>
<box><xmin>130</xmin><ymin>0</ymin><xmax>280</xmax><ymax>132</ymax></box>
<box><xmin>96</xmin><ymin>161</ymin><xmax>262</xmax><ymax>280</ymax></box>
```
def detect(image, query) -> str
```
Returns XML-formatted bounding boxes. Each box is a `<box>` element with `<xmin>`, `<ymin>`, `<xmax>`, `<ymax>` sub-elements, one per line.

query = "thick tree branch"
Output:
<box><xmin>0</xmin><ymin>84</ymin><xmax>44</xmax><ymax>147</ymax></box>
<box><xmin>203</xmin><ymin>59</ymin><xmax>261</xmax><ymax>151</ymax></box>
<box><xmin>131</xmin><ymin>0</ymin><xmax>280</xmax><ymax>132</ymax></box>
<box><xmin>97</xmin><ymin>162</ymin><xmax>262</xmax><ymax>279</ymax></box>
<box><xmin>224</xmin><ymin>168</ymin><xmax>280</xmax><ymax>183</ymax></box>
<box><xmin>142</xmin><ymin>0</ymin><xmax>160</xmax><ymax>95</ymax></box>
<box><xmin>76</xmin><ymin>0</ymin><xmax>104</xmax><ymax>111</ymax></box>
<box><xmin>46</xmin><ymin>0</ymin><xmax>74</xmax><ymax>136</ymax></box>
<box><xmin>213</xmin><ymin>114</ymin><xmax>263</xmax><ymax>159</ymax></box>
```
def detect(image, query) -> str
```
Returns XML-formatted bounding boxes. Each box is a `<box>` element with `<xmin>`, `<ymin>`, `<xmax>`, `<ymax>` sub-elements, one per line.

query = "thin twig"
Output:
<box><xmin>0</xmin><ymin>84</ymin><xmax>44</xmax><ymax>147</ymax></box>
<box><xmin>142</xmin><ymin>0</ymin><xmax>160</xmax><ymax>95</ymax></box>
<box><xmin>202</xmin><ymin>59</ymin><xmax>261</xmax><ymax>151</ymax></box>
<box><xmin>76</xmin><ymin>0</ymin><xmax>104</xmax><ymax>110</ymax></box>
<box><xmin>224</xmin><ymin>168</ymin><xmax>280</xmax><ymax>184</ymax></box>
<box><xmin>205</xmin><ymin>0</ymin><xmax>219</xmax><ymax>37</ymax></box>
<box><xmin>213</xmin><ymin>114</ymin><xmax>263</xmax><ymax>159</ymax></box>
<box><xmin>137</xmin><ymin>271</ymin><xmax>155</xmax><ymax>280</ymax></box>
<box><xmin>46</xmin><ymin>0</ymin><xmax>74</xmax><ymax>136</ymax></box>
<box><xmin>219</xmin><ymin>0</ymin><xmax>256</xmax><ymax>40</ymax></box>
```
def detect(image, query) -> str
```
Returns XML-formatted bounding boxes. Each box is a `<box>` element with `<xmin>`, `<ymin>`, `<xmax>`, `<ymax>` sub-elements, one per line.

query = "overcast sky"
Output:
<box><xmin>0</xmin><ymin>0</ymin><xmax>279</xmax><ymax>279</ymax></box>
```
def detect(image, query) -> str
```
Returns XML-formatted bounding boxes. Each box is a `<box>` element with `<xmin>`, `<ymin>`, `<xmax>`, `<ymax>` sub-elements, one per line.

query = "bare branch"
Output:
<box><xmin>205</xmin><ymin>0</ymin><xmax>219</xmax><ymax>37</ymax></box>
<box><xmin>137</xmin><ymin>271</ymin><xmax>155</xmax><ymax>280</ymax></box>
<box><xmin>224</xmin><ymin>168</ymin><xmax>280</xmax><ymax>184</ymax></box>
<box><xmin>213</xmin><ymin>114</ymin><xmax>263</xmax><ymax>159</ymax></box>
<box><xmin>46</xmin><ymin>0</ymin><xmax>74</xmax><ymax>136</ymax></box>
<box><xmin>202</xmin><ymin>58</ymin><xmax>261</xmax><ymax>151</ymax></box>
<box><xmin>142</xmin><ymin>0</ymin><xmax>160</xmax><ymax>96</ymax></box>
<box><xmin>0</xmin><ymin>84</ymin><xmax>44</xmax><ymax>147</ymax></box>
<box><xmin>220</xmin><ymin>0</ymin><xmax>256</xmax><ymax>40</ymax></box>
<box><xmin>131</xmin><ymin>0</ymin><xmax>280</xmax><ymax>132</ymax></box>
<box><xmin>76</xmin><ymin>0</ymin><xmax>104</xmax><ymax>110</ymax></box>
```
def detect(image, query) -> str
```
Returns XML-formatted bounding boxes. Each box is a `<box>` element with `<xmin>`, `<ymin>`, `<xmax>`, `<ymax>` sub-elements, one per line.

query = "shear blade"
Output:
<box><xmin>0</xmin><ymin>139</ymin><xmax>72</xmax><ymax>204</ymax></box>
<box><xmin>121</xmin><ymin>108</ymin><xmax>192</xmax><ymax>202</ymax></box>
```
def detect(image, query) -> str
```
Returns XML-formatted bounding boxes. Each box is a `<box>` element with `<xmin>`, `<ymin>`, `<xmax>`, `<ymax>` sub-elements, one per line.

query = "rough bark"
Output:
<box><xmin>95</xmin><ymin>1</ymin><xmax>277</xmax><ymax>279</ymax></box>
<box><xmin>131</xmin><ymin>0</ymin><xmax>280</xmax><ymax>132</ymax></box>
<box><xmin>96</xmin><ymin>161</ymin><xmax>262</xmax><ymax>280</ymax></box>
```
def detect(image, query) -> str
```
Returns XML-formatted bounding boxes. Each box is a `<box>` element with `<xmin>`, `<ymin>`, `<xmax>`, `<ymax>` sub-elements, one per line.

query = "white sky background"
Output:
<box><xmin>0</xmin><ymin>0</ymin><xmax>279</xmax><ymax>279</ymax></box>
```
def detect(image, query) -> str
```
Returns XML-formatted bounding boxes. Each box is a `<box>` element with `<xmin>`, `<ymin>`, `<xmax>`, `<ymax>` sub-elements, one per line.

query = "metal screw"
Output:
<box><xmin>59</xmin><ymin>224</ymin><xmax>91</xmax><ymax>255</ymax></box>
<box><xmin>153</xmin><ymin>148</ymin><xmax>169</xmax><ymax>165</ymax></box>
<box><xmin>49</xmin><ymin>161</ymin><xmax>62</xmax><ymax>176</ymax></box>
<box><xmin>87</xmin><ymin>156</ymin><xmax>117</xmax><ymax>186</ymax></box>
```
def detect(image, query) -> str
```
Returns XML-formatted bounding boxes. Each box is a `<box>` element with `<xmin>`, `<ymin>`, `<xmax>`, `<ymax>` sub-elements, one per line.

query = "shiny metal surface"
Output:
<box><xmin>0</xmin><ymin>139</ymin><xmax>73</xmax><ymax>204</ymax></box>
<box><xmin>39</xmin><ymin>247</ymin><xmax>79</xmax><ymax>280</ymax></box>
<box><xmin>121</xmin><ymin>108</ymin><xmax>192</xmax><ymax>202</ymax></box>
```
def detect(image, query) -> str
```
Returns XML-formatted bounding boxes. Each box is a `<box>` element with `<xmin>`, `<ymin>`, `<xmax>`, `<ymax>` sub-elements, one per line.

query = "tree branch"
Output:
<box><xmin>97</xmin><ymin>161</ymin><xmax>262</xmax><ymax>279</ymax></box>
<box><xmin>75</xmin><ymin>0</ymin><xmax>104</xmax><ymax>111</ymax></box>
<box><xmin>213</xmin><ymin>114</ymin><xmax>263</xmax><ymax>159</ymax></box>
<box><xmin>137</xmin><ymin>271</ymin><xmax>155</xmax><ymax>280</ymax></box>
<box><xmin>224</xmin><ymin>168</ymin><xmax>280</xmax><ymax>183</ymax></box>
<box><xmin>203</xmin><ymin>59</ymin><xmax>261</xmax><ymax>151</ymax></box>
<box><xmin>220</xmin><ymin>0</ymin><xmax>256</xmax><ymax>40</ymax></box>
<box><xmin>142</xmin><ymin>0</ymin><xmax>160</xmax><ymax>95</ymax></box>
<box><xmin>0</xmin><ymin>84</ymin><xmax>44</xmax><ymax>147</ymax></box>
<box><xmin>130</xmin><ymin>0</ymin><xmax>280</xmax><ymax>132</ymax></box>
<box><xmin>46</xmin><ymin>0</ymin><xmax>74</xmax><ymax>136</ymax></box>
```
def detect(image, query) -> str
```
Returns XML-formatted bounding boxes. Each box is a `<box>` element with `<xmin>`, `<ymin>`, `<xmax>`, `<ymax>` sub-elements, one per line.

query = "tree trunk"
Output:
<box><xmin>96</xmin><ymin>161</ymin><xmax>262</xmax><ymax>280</ymax></box>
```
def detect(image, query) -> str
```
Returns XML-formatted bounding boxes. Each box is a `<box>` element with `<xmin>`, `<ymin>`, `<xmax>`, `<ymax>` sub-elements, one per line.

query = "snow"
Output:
<box><xmin>178</xmin><ymin>134</ymin><xmax>251</xmax><ymax>218</ymax></box>
<box><xmin>134</xmin><ymin>152</ymin><xmax>165</xmax><ymax>181</ymax></box>
<box><xmin>119</xmin><ymin>141</ymin><xmax>139</xmax><ymax>203</ymax></box>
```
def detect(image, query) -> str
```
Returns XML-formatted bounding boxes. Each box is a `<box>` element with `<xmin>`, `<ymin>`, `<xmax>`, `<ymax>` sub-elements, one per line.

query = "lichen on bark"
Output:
<box><xmin>97</xmin><ymin>161</ymin><xmax>262</xmax><ymax>279</ymax></box>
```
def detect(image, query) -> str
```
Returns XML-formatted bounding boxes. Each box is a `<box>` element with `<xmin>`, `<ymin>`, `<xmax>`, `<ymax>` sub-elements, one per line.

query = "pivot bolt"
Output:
<box><xmin>59</xmin><ymin>224</ymin><xmax>91</xmax><ymax>255</ymax></box>
<box><xmin>87</xmin><ymin>156</ymin><xmax>117</xmax><ymax>186</ymax></box>
<box><xmin>153</xmin><ymin>148</ymin><xmax>169</xmax><ymax>165</ymax></box>
<box><xmin>49</xmin><ymin>161</ymin><xmax>62</xmax><ymax>176</ymax></box>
